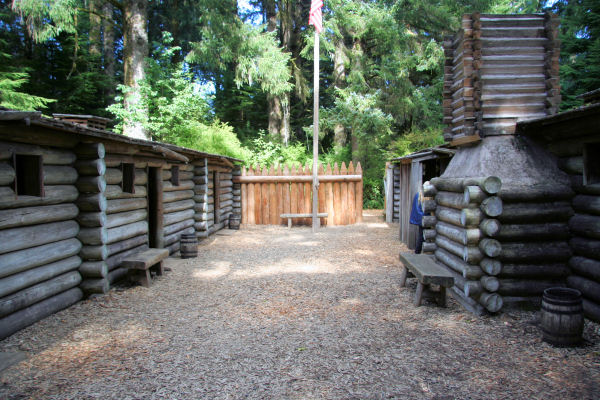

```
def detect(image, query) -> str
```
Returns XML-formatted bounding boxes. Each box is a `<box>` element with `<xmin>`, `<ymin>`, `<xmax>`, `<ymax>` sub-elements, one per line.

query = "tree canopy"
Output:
<box><xmin>2</xmin><ymin>0</ymin><xmax>598</xmax><ymax>207</ymax></box>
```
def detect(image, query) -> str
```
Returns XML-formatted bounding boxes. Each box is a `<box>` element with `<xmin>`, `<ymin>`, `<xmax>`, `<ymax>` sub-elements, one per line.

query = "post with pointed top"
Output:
<box><xmin>309</xmin><ymin>0</ymin><xmax>323</xmax><ymax>232</ymax></box>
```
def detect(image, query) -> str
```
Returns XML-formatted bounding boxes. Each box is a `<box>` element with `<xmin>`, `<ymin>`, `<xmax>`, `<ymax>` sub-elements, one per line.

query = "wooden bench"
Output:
<box><xmin>399</xmin><ymin>252</ymin><xmax>454</xmax><ymax>307</ymax></box>
<box><xmin>280</xmin><ymin>213</ymin><xmax>328</xmax><ymax>228</ymax></box>
<box><xmin>122</xmin><ymin>248</ymin><xmax>169</xmax><ymax>288</ymax></box>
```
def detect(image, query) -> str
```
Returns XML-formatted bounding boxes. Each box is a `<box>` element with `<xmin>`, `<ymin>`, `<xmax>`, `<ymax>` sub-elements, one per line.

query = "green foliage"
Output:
<box><xmin>11</xmin><ymin>0</ymin><xmax>78</xmax><ymax>43</ymax></box>
<box><xmin>388</xmin><ymin>126</ymin><xmax>445</xmax><ymax>157</ymax></box>
<box><xmin>245</xmin><ymin>133</ymin><xmax>310</xmax><ymax>167</ymax></box>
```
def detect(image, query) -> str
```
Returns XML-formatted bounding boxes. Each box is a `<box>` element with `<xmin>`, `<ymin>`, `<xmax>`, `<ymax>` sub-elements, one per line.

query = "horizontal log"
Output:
<box><xmin>74</xmin><ymin>158</ymin><xmax>106</xmax><ymax>176</ymax></box>
<box><xmin>106</xmin><ymin>221</ymin><xmax>148</xmax><ymax>245</ymax></box>
<box><xmin>422</xmin><ymin>242</ymin><xmax>437</xmax><ymax>253</ymax></box>
<box><xmin>163</xmin><ymin>190</ymin><xmax>194</xmax><ymax>203</ymax></box>
<box><xmin>164</xmin><ymin>219</ymin><xmax>194</xmax><ymax>236</ymax></box>
<box><xmin>479</xmin><ymin>219</ymin><xmax>500</xmax><ymax>237</ymax></box>
<box><xmin>480</xmin><ymin>258</ymin><xmax>502</xmax><ymax>276</ymax></box>
<box><xmin>0</xmin><ymin>255</ymin><xmax>81</xmax><ymax>298</ymax></box>
<box><xmin>435</xmin><ymin>206</ymin><xmax>463</xmax><ymax>227</ymax></box>
<box><xmin>107</xmin><ymin>267</ymin><xmax>128</xmax><ymax>285</ymax></box>
<box><xmin>77</xmin><ymin>211</ymin><xmax>106</xmax><ymax>228</ymax></box>
<box><xmin>164</xmin><ymin>209</ymin><xmax>194</xmax><ymax>226</ymax></box>
<box><xmin>464</xmin><ymin>185</ymin><xmax>487</xmax><ymax>204</ymax></box>
<box><xmin>164</xmin><ymin>199</ymin><xmax>195</xmax><ymax>214</ymax></box>
<box><xmin>0</xmin><ymin>287</ymin><xmax>82</xmax><ymax>340</ymax></box>
<box><xmin>74</xmin><ymin>142</ymin><xmax>105</xmax><ymax>159</ymax></box>
<box><xmin>496</xmin><ymin>223</ymin><xmax>569</xmax><ymax>241</ymax></box>
<box><xmin>0</xmin><ymin>204</ymin><xmax>78</xmax><ymax>230</ymax></box>
<box><xmin>164</xmin><ymin>227</ymin><xmax>195</xmax><ymax>246</ymax></box>
<box><xmin>105</xmin><ymin>185</ymin><xmax>147</xmax><ymax>199</ymax></box>
<box><xmin>423</xmin><ymin>229</ymin><xmax>436</xmax><ymax>241</ymax></box>
<box><xmin>499</xmin><ymin>263</ymin><xmax>570</xmax><ymax>279</ymax></box>
<box><xmin>166</xmin><ymin>241</ymin><xmax>180</xmax><ymax>255</ymax></box>
<box><xmin>0</xmin><ymin>141</ymin><xmax>76</xmax><ymax>165</ymax></box>
<box><xmin>220</xmin><ymin>192</ymin><xmax>234</xmax><ymax>202</ymax></box>
<box><xmin>0</xmin><ymin>185</ymin><xmax>78</xmax><ymax>209</ymax></box>
<box><xmin>0</xmin><ymin>163</ymin><xmax>15</xmax><ymax>185</ymax></box>
<box><xmin>435</xmin><ymin>191</ymin><xmax>472</xmax><ymax>210</ymax></box>
<box><xmin>569</xmin><ymin>256</ymin><xmax>600</xmax><ymax>281</ymax></box>
<box><xmin>500</xmin><ymin>241</ymin><xmax>571</xmax><ymax>263</ymax></box>
<box><xmin>499</xmin><ymin>202</ymin><xmax>573</xmax><ymax>223</ymax></box>
<box><xmin>558</xmin><ymin>156</ymin><xmax>583</xmax><ymax>175</ymax></box>
<box><xmin>105</xmin><ymin>243</ymin><xmax>148</xmax><ymax>270</ymax></box>
<box><xmin>76</xmin><ymin>176</ymin><xmax>106</xmax><ymax>193</ymax></box>
<box><xmin>194</xmin><ymin>212</ymin><xmax>209</xmax><ymax>222</ymax></box>
<box><xmin>478</xmin><ymin>292</ymin><xmax>503</xmax><ymax>313</ymax></box>
<box><xmin>421</xmin><ymin>215</ymin><xmax>437</xmax><ymax>228</ymax></box>
<box><xmin>481</xmin><ymin>276</ymin><xmax>500</xmax><ymax>292</ymax></box>
<box><xmin>0</xmin><ymin>220</ymin><xmax>79</xmax><ymax>254</ymax></box>
<box><xmin>583</xmin><ymin>299</ymin><xmax>600</xmax><ymax>323</ymax></box>
<box><xmin>569</xmin><ymin>214</ymin><xmax>600</xmax><ymax>240</ymax></box>
<box><xmin>448</xmin><ymin>286</ymin><xmax>486</xmax><ymax>316</ymax></box>
<box><xmin>233</xmin><ymin>175</ymin><xmax>362</xmax><ymax>183</ymax></box>
<box><xmin>0</xmin><ymin>238</ymin><xmax>81</xmax><ymax>278</ymax></box>
<box><xmin>499</xmin><ymin>185</ymin><xmax>574</xmax><ymax>202</ymax></box>
<box><xmin>77</xmin><ymin>226</ymin><xmax>107</xmax><ymax>246</ymax></box>
<box><xmin>436</xmin><ymin>221</ymin><xmax>481</xmax><ymax>245</ymax></box>
<box><xmin>464</xmin><ymin>280</ymin><xmax>483</xmax><ymax>297</ymax></box>
<box><xmin>106</xmin><ymin>209</ymin><xmax>147</xmax><ymax>229</ymax></box>
<box><xmin>106</xmin><ymin>198</ymin><xmax>147</xmax><ymax>214</ymax></box>
<box><xmin>479</xmin><ymin>238</ymin><xmax>502</xmax><ymax>257</ymax></box>
<box><xmin>80</xmin><ymin>244</ymin><xmax>108</xmax><ymax>261</ymax></box>
<box><xmin>219</xmin><ymin>180</ymin><xmax>233</xmax><ymax>188</ymax></box>
<box><xmin>107</xmin><ymin>234</ymin><xmax>147</xmax><ymax>257</ymax></box>
<box><xmin>163</xmin><ymin>180</ymin><xmax>194</xmax><ymax>192</ymax></box>
<box><xmin>435</xmin><ymin>248</ymin><xmax>483</xmax><ymax>279</ymax></box>
<box><xmin>195</xmin><ymin>221</ymin><xmax>207</xmax><ymax>231</ymax></box>
<box><xmin>571</xmin><ymin>175</ymin><xmax>600</xmax><ymax>196</ymax></box>
<box><xmin>461</xmin><ymin>208</ymin><xmax>483</xmax><ymax>227</ymax></box>
<box><xmin>480</xmin><ymin>196</ymin><xmax>502</xmax><ymax>217</ymax></box>
<box><xmin>80</xmin><ymin>277</ymin><xmax>110</xmax><ymax>294</ymax></box>
<box><xmin>497</xmin><ymin>279</ymin><xmax>564</xmax><ymax>296</ymax></box>
<box><xmin>570</xmin><ymin>237</ymin><xmax>600</xmax><ymax>261</ymax></box>
<box><xmin>79</xmin><ymin>261</ymin><xmax>108</xmax><ymax>278</ymax></box>
<box><xmin>44</xmin><ymin>166</ymin><xmax>78</xmax><ymax>185</ymax></box>
<box><xmin>431</xmin><ymin>176</ymin><xmax>502</xmax><ymax>194</ymax></box>
<box><xmin>0</xmin><ymin>271</ymin><xmax>81</xmax><ymax>318</ymax></box>
<box><xmin>573</xmin><ymin>195</ymin><xmax>600</xmax><ymax>215</ymax></box>
<box><xmin>423</xmin><ymin>181</ymin><xmax>437</xmax><ymax>197</ymax></box>
<box><xmin>77</xmin><ymin>192</ymin><xmax>107</xmax><ymax>212</ymax></box>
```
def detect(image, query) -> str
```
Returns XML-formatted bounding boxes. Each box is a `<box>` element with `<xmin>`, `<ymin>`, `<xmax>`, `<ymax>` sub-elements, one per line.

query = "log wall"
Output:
<box><xmin>162</xmin><ymin>163</ymin><xmax>195</xmax><ymax>255</ymax></box>
<box><xmin>0</xmin><ymin>142</ymin><xmax>83</xmax><ymax>339</ymax></box>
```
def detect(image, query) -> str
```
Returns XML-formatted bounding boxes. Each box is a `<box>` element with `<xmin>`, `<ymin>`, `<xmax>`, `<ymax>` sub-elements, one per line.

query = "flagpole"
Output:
<box><xmin>312</xmin><ymin>30</ymin><xmax>320</xmax><ymax>233</ymax></box>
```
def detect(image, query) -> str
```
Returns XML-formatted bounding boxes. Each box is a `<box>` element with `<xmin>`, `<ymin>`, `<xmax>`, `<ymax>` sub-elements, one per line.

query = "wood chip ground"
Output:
<box><xmin>1</xmin><ymin>211</ymin><xmax>599</xmax><ymax>399</ymax></box>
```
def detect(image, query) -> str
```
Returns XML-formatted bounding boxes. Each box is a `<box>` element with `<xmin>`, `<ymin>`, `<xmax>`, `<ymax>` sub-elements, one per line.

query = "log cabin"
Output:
<box><xmin>0</xmin><ymin>110</ymin><xmax>241</xmax><ymax>339</ymax></box>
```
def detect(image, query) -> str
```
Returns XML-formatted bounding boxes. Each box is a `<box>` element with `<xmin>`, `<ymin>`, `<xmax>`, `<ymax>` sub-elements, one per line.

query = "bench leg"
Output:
<box><xmin>288</xmin><ymin>218</ymin><xmax>292</xmax><ymax>228</ymax></box>
<box><xmin>438</xmin><ymin>286</ymin><xmax>447</xmax><ymax>307</ymax></box>
<box><xmin>399</xmin><ymin>266</ymin><xmax>408</xmax><ymax>287</ymax></box>
<box><xmin>414</xmin><ymin>282</ymin><xmax>425</xmax><ymax>306</ymax></box>
<box><xmin>150</xmin><ymin>261</ymin><xmax>164</xmax><ymax>277</ymax></box>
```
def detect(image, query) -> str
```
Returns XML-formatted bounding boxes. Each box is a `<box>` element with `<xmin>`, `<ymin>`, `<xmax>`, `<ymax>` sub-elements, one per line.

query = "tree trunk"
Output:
<box><xmin>122</xmin><ymin>0</ymin><xmax>149</xmax><ymax>139</ymax></box>
<box><xmin>333</xmin><ymin>40</ymin><xmax>347</xmax><ymax>147</ymax></box>
<box><xmin>102</xmin><ymin>2</ymin><xmax>115</xmax><ymax>102</ymax></box>
<box><xmin>89</xmin><ymin>0</ymin><xmax>102</xmax><ymax>58</ymax></box>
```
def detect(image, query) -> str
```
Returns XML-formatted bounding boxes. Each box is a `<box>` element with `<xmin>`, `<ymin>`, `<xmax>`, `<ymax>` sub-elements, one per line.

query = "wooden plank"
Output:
<box><xmin>326</xmin><ymin>163</ymin><xmax>334</xmax><ymax>226</ymax></box>
<box><xmin>355</xmin><ymin>162</ymin><xmax>363</xmax><ymax>223</ymax></box>
<box><xmin>269</xmin><ymin>165</ymin><xmax>278</xmax><ymax>225</ymax></box>
<box><xmin>348</xmin><ymin>162</ymin><xmax>356</xmax><ymax>225</ymax></box>
<box><xmin>121</xmin><ymin>248</ymin><xmax>169</xmax><ymax>270</ymax></box>
<box><xmin>333</xmin><ymin>163</ymin><xmax>342</xmax><ymax>225</ymax></box>
<box><xmin>277</xmin><ymin>165</ymin><xmax>284</xmax><ymax>226</ymax></box>
<box><xmin>283</xmin><ymin>165</ymin><xmax>291</xmax><ymax>224</ymax></box>
<box><xmin>304</xmin><ymin>164</ymin><xmax>312</xmax><ymax>226</ymax></box>
<box><xmin>318</xmin><ymin>164</ymin><xmax>326</xmax><ymax>226</ymax></box>
<box><xmin>290</xmin><ymin>164</ymin><xmax>298</xmax><ymax>226</ymax></box>
<box><xmin>340</xmin><ymin>162</ymin><xmax>349</xmax><ymax>225</ymax></box>
<box><xmin>233</xmin><ymin>175</ymin><xmax>363</xmax><ymax>183</ymax></box>
<box><xmin>259</xmin><ymin>166</ymin><xmax>267</xmax><ymax>224</ymax></box>
<box><xmin>254</xmin><ymin>166</ymin><xmax>261</xmax><ymax>224</ymax></box>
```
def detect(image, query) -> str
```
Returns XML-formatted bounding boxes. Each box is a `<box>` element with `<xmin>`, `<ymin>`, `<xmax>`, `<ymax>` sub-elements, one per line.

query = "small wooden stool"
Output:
<box><xmin>122</xmin><ymin>248</ymin><xmax>169</xmax><ymax>287</ymax></box>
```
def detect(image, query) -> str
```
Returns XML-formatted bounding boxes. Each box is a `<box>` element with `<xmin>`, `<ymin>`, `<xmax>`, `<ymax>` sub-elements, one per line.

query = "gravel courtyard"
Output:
<box><xmin>1</xmin><ymin>211</ymin><xmax>599</xmax><ymax>399</ymax></box>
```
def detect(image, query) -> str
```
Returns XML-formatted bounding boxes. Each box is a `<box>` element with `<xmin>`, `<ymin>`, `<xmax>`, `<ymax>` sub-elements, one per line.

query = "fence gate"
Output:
<box><xmin>234</xmin><ymin>162</ymin><xmax>363</xmax><ymax>226</ymax></box>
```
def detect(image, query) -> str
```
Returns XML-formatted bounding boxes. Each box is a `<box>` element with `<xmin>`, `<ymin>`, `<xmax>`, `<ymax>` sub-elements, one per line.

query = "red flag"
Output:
<box><xmin>309</xmin><ymin>0</ymin><xmax>323</xmax><ymax>33</ymax></box>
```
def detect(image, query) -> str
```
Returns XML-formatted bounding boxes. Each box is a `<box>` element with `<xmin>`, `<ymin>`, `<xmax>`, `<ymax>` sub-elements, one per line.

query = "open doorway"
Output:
<box><xmin>148</xmin><ymin>167</ymin><xmax>163</xmax><ymax>248</ymax></box>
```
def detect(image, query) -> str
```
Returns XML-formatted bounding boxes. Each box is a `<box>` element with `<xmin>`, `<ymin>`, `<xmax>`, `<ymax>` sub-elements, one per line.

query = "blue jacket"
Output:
<box><xmin>409</xmin><ymin>193</ymin><xmax>424</xmax><ymax>225</ymax></box>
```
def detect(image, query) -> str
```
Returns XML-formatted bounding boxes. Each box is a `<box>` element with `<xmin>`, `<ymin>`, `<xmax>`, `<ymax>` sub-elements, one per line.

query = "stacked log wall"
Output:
<box><xmin>99</xmin><ymin>151</ymin><xmax>150</xmax><ymax>290</ymax></box>
<box><xmin>162</xmin><ymin>163</ymin><xmax>195</xmax><ymax>255</ymax></box>
<box><xmin>0</xmin><ymin>142</ymin><xmax>83</xmax><ymax>339</ymax></box>
<box><xmin>232</xmin><ymin>165</ymin><xmax>241</xmax><ymax>222</ymax></box>
<box><xmin>429</xmin><ymin>176</ymin><xmax>504</xmax><ymax>314</ymax></box>
<box><xmin>555</xmin><ymin>149</ymin><xmax>600</xmax><ymax>322</ymax></box>
<box><xmin>212</xmin><ymin>163</ymin><xmax>234</xmax><ymax>233</ymax></box>
<box><xmin>193</xmin><ymin>159</ymin><xmax>234</xmax><ymax>238</ymax></box>
<box><xmin>392</xmin><ymin>165</ymin><xmax>401</xmax><ymax>222</ymax></box>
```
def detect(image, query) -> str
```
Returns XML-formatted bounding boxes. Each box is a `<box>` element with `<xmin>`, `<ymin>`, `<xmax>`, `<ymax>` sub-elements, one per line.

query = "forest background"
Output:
<box><xmin>2</xmin><ymin>0</ymin><xmax>599</xmax><ymax>207</ymax></box>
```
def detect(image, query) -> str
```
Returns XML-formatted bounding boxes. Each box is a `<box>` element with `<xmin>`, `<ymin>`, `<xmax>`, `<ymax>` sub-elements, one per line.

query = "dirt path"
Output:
<box><xmin>1</xmin><ymin>213</ymin><xmax>599</xmax><ymax>399</ymax></box>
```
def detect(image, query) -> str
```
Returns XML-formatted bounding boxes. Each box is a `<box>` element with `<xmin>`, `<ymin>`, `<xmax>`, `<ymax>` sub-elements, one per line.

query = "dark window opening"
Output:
<box><xmin>122</xmin><ymin>163</ymin><xmax>135</xmax><ymax>193</ymax></box>
<box><xmin>14</xmin><ymin>154</ymin><xmax>43</xmax><ymax>197</ymax></box>
<box><xmin>584</xmin><ymin>143</ymin><xmax>600</xmax><ymax>185</ymax></box>
<box><xmin>171</xmin><ymin>165</ymin><xmax>180</xmax><ymax>186</ymax></box>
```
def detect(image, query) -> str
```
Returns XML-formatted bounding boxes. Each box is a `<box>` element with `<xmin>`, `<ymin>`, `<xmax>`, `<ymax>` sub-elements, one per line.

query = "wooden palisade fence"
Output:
<box><xmin>234</xmin><ymin>162</ymin><xmax>363</xmax><ymax>226</ymax></box>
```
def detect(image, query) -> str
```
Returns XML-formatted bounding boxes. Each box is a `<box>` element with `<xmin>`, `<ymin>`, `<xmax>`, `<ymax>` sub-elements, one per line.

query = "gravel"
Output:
<box><xmin>1</xmin><ymin>211</ymin><xmax>598</xmax><ymax>399</ymax></box>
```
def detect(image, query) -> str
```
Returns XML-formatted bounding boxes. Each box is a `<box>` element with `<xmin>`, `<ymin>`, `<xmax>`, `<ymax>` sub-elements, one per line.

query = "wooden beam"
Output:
<box><xmin>233</xmin><ymin>175</ymin><xmax>362</xmax><ymax>184</ymax></box>
<box><xmin>450</xmin><ymin>134</ymin><xmax>481</xmax><ymax>147</ymax></box>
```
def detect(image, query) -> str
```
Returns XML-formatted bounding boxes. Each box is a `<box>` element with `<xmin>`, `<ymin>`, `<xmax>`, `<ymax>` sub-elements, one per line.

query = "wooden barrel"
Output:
<box><xmin>229</xmin><ymin>215</ymin><xmax>241</xmax><ymax>230</ymax></box>
<box><xmin>180</xmin><ymin>234</ymin><xmax>198</xmax><ymax>259</ymax></box>
<box><xmin>540</xmin><ymin>287</ymin><xmax>584</xmax><ymax>347</ymax></box>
